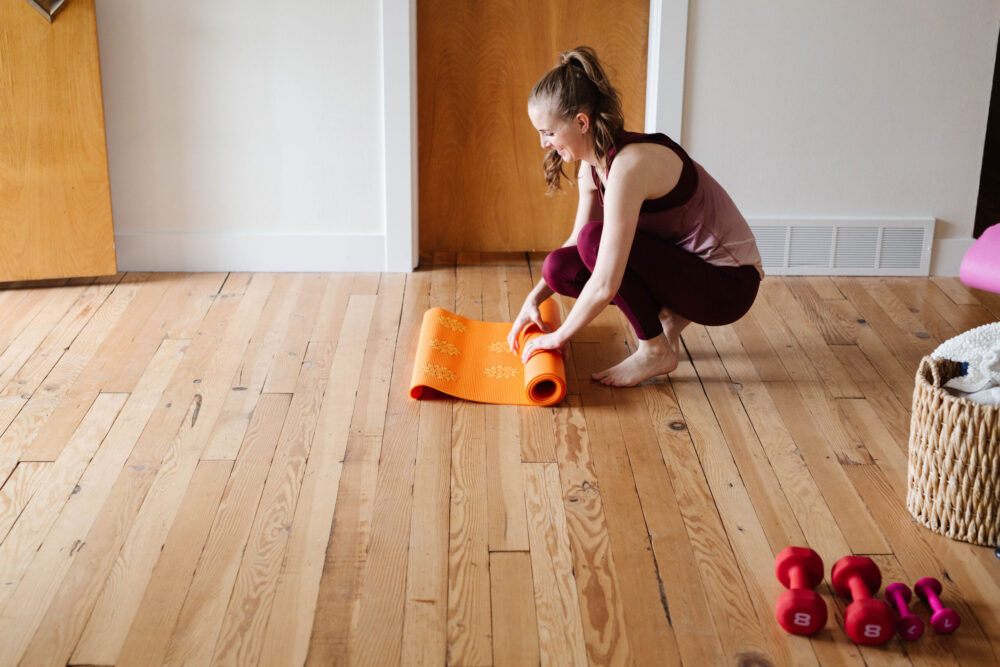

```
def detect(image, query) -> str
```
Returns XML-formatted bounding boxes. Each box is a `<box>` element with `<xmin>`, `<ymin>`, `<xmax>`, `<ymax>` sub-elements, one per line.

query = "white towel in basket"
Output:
<box><xmin>930</xmin><ymin>322</ymin><xmax>1000</xmax><ymax>405</ymax></box>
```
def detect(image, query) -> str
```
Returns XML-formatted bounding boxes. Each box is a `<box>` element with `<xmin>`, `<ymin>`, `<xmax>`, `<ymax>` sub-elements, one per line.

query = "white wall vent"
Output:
<box><xmin>747</xmin><ymin>218</ymin><xmax>935</xmax><ymax>276</ymax></box>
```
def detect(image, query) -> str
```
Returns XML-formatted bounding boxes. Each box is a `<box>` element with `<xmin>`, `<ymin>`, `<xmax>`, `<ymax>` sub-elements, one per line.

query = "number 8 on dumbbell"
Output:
<box><xmin>774</xmin><ymin>547</ymin><xmax>828</xmax><ymax>635</ymax></box>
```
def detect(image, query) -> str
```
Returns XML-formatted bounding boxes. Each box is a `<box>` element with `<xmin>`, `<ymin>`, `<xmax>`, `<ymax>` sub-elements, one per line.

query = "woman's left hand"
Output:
<box><xmin>521</xmin><ymin>331</ymin><xmax>566</xmax><ymax>364</ymax></box>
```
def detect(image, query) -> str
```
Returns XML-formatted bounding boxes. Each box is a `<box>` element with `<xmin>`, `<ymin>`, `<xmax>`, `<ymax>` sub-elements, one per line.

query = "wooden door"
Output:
<box><xmin>0</xmin><ymin>0</ymin><xmax>117</xmax><ymax>282</ymax></box>
<box><xmin>418</xmin><ymin>0</ymin><xmax>649</xmax><ymax>253</ymax></box>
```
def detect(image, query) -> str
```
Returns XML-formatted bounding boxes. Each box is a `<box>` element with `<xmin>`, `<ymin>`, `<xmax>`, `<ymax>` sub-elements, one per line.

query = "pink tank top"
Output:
<box><xmin>592</xmin><ymin>131</ymin><xmax>764</xmax><ymax>277</ymax></box>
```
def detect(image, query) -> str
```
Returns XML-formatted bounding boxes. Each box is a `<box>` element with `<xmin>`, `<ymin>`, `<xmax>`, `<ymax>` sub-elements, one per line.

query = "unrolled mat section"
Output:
<box><xmin>409</xmin><ymin>298</ymin><xmax>567</xmax><ymax>406</ymax></box>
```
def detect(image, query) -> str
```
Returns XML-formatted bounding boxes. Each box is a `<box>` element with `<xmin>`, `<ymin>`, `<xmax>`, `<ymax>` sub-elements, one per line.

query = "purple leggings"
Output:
<box><xmin>542</xmin><ymin>220</ymin><xmax>761</xmax><ymax>340</ymax></box>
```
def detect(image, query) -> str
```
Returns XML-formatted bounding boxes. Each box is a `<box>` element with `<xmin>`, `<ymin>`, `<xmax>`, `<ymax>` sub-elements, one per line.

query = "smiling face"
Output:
<box><xmin>528</xmin><ymin>100</ymin><xmax>593</xmax><ymax>164</ymax></box>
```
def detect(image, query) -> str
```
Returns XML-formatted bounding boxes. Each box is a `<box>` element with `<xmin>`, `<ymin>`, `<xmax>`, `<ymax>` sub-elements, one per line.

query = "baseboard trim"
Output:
<box><xmin>114</xmin><ymin>232</ymin><xmax>386</xmax><ymax>272</ymax></box>
<box><xmin>930</xmin><ymin>237</ymin><xmax>975</xmax><ymax>277</ymax></box>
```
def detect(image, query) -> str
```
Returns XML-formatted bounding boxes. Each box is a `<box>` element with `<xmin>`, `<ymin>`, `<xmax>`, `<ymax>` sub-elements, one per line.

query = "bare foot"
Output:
<box><xmin>591</xmin><ymin>334</ymin><xmax>679</xmax><ymax>387</ymax></box>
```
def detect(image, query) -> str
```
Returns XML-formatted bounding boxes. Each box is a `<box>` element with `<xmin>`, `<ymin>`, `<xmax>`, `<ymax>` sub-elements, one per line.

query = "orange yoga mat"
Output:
<box><xmin>409</xmin><ymin>298</ymin><xmax>567</xmax><ymax>406</ymax></box>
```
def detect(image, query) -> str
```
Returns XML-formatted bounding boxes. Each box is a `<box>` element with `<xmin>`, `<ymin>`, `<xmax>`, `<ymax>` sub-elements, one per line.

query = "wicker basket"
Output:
<box><xmin>907</xmin><ymin>356</ymin><xmax>1000</xmax><ymax>546</ymax></box>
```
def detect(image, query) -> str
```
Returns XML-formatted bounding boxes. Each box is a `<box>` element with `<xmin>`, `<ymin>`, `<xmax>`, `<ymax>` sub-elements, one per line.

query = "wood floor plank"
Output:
<box><xmin>785</xmin><ymin>277</ymin><xmax>855</xmax><ymax>345</ymax></box>
<box><xmin>0</xmin><ymin>393</ymin><xmax>125</xmax><ymax>612</ymax></box>
<box><xmin>794</xmin><ymin>381</ymin><xmax>876</xmax><ymax>466</ymax></box>
<box><xmin>248</xmin><ymin>294</ymin><xmax>374</xmax><ymax>667</ymax></box>
<box><xmin>669</xmin><ymin>355</ymin><xmax>819</xmax><ymax>666</ymax></box>
<box><xmin>574</xmin><ymin>341</ymin><xmax>680</xmax><ymax>667</ymax></box>
<box><xmin>200</xmin><ymin>273</ymin><xmax>299</xmax><ymax>461</ymax></box>
<box><xmin>929</xmin><ymin>277</ymin><xmax>979</xmax><ymax>306</ymax></box>
<box><xmin>835</xmin><ymin>278</ymin><xmax>929</xmax><ymax>374</ymax></box>
<box><xmin>446</xmin><ymin>254</ymin><xmax>493</xmax><ymax>667</ymax></box>
<box><xmin>764</xmin><ymin>381</ymin><xmax>891</xmax><ymax>555</ymax></box>
<box><xmin>0</xmin><ymin>278</ymin><xmax>136</xmax><ymax>477</ymax></box>
<box><xmin>614</xmin><ymin>378</ymin><xmax>727</xmax><ymax>666</ymax></box>
<box><xmin>0</xmin><ymin>461</ymin><xmax>48</xmax><ymax>544</ymax></box>
<box><xmin>16</xmin><ymin>273</ymin><xmax>268</xmax><ymax>666</ymax></box>
<box><xmin>759</xmin><ymin>279</ymin><xmax>861</xmax><ymax>397</ymax></box>
<box><xmin>0</xmin><ymin>286</ymin><xmax>53</xmax><ymax>360</ymax></box>
<box><xmin>550</xmin><ymin>394</ymin><xmax>630</xmax><ymax>666</ymax></box>
<box><xmin>157</xmin><ymin>393</ymin><xmax>292</xmax><ymax>667</ymax></box>
<box><xmin>684</xmin><ymin>325</ymin><xmax>808</xmax><ymax>551</ymax></box>
<box><xmin>489</xmin><ymin>551</ymin><xmax>540</xmax><ymax>666</ymax></box>
<box><xmin>807</xmin><ymin>275</ymin><xmax>846</xmax><ymax>300</ymax></box>
<box><xmin>309</xmin><ymin>274</ymin><xmax>352</xmax><ymax>343</ymax></box>
<box><xmin>641</xmin><ymin>379</ymin><xmax>767</xmax><ymax>664</ymax></box>
<box><xmin>0</xmin><ymin>282</ymin><xmax>91</xmax><ymax>395</ymax></box>
<box><xmin>165</xmin><ymin>272</ymin><xmax>233</xmax><ymax>339</ymax></box>
<box><xmin>857</xmin><ymin>278</ymin><xmax>942</xmax><ymax>350</ymax></box>
<box><xmin>901</xmin><ymin>277</ymin><xmax>996</xmax><ymax>334</ymax></box>
<box><xmin>263</xmin><ymin>273</ymin><xmax>328</xmax><ymax>394</ymax></box>
<box><xmin>0</xmin><ymin>393</ymin><xmax>128</xmax><ymax>666</ymax></box>
<box><xmin>104</xmin><ymin>272</ymin><xmax>228</xmax><ymax>392</ymax></box>
<box><xmin>399</xmin><ymin>261</ymin><xmax>454</xmax><ymax>667</ymax></box>
<box><xmin>68</xmin><ymin>272</ymin><xmax>170</xmax><ymax>394</ymax></box>
<box><xmin>737</xmin><ymin>380</ymin><xmax>852</xmax><ymax>557</ymax></box>
<box><xmin>348</xmin><ymin>271</ymin><xmax>429</xmax><ymax>667</ymax></box>
<box><xmin>70</xmin><ymin>276</ymin><xmax>280</xmax><ymax>665</ymax></box>
<box><xmin>744</xmin><ymin>287</ymin><xmax>820</xmax><ymax>383</ymax></box>
<box><xmin>522</xmin><ymin>462</ymin><xmax>588</xmax><ymax>667</ymax></box>
<box><xmin>199</xmin><ymin>336</ymin><xmax>335</xmax><ymax>666</ymax></box>
<box><xmin>116</xmin><ymin>459</ymin><xmax>233</xmax><ymax>667</ymax></box>
<box><xmin>5</xmin><ymin>274</ymin><xmax>129</xmax><ymax>401</ymax></box>
<box><xmin>299</xmin><ymin>276</ymin><xmax>403</xmax><ymax>667</ymax></box>
<box><xmin>1</xmin><ymin>271</ymin><xmax>997</xmax><ymax>666</ymax></box>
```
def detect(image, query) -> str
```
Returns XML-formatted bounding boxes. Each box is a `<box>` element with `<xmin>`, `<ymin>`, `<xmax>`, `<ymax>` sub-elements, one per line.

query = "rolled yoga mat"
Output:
<box><xmin>409</xmin><ymin>298</ymin><xmax>567</xmax><ymax>406</ymax></box>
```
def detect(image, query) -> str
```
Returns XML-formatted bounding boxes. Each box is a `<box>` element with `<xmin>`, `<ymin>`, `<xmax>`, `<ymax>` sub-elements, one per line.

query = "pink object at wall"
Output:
<box><xmin>960</xmin><ymin>223</ymin><xmax>1000</xmax><ymax>294</ymax></box>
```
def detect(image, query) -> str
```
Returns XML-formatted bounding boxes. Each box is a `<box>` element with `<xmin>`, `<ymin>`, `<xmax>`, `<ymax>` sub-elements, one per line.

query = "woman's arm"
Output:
<box><xmin>547</xmin><ymin>155</ymin><xmax>644</xmax><ymax>344</ymax></box>
<box><xmin>509</xmin><ymin>165</ymin><xmax>601</xmax><ymax>351</ymax></box>
<box><xmin>519</xmin><ymin>146</ymin><xmax>680</xmax><ymax>362</ymax></box>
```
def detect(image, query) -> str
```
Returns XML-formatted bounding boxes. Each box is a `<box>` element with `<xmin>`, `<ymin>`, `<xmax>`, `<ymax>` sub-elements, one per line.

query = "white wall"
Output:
<box><xmin>96</xmin><ymin>1</ymin><xmax>388</xmax><ymax>271</ymax></box>
<box><xmin>677</xmin><ymin>0</ymin><xmax>1000</xmax><ymax>274</ymax></box>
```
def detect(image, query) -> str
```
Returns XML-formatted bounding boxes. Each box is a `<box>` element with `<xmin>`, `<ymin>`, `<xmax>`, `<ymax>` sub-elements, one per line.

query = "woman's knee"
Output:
<box><xmin>542</xmin><ymin>246</ymin><xmax>584</xmax><ymax>295</ymax></box>
<box><xmin>577</xmin><ymin>220</ymin><xmax>604</xmax><ymax>267</ymax></box>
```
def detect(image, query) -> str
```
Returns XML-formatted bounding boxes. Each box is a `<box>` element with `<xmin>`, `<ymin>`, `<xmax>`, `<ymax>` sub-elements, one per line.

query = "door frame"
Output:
<box><xmin>381</xmin><ymin>0</ymin><xmax>689</xmax><ymax>271</ymax></box>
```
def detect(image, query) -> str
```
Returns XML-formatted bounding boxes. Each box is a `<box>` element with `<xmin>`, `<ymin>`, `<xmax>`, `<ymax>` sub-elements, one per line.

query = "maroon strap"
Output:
<box><xmin>591</xmin><ymin>131</ymin><xmax>697</xmax><ymax>212</ymax></box>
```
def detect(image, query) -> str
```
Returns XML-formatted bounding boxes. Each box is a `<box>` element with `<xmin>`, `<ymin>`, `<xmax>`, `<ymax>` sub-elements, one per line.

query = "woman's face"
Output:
<box><xmin>528</xmin><ymin>101</ymin><xmax>590</xmax><ymax>163</ymax></box>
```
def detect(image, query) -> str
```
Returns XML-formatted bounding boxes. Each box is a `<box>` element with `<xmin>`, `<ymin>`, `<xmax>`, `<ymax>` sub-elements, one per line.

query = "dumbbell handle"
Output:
<box><xmin>922</xmin><ymin>591</ymin><xmax>946</xmax><ymax>612</ymax></box>
<box><xmin>788</xmin><ymin>567</ymin><xmax>808</xmax><ymax>590</ymax></box>
<box><xmin>847</xmin><ymin>576</ymin><xmax>873</xmax><ymax>602</ymax></box>
<box><xmin>886</xmin><ymin>588</ymin><xmax>908</xmax><ymax>612</ymax></box>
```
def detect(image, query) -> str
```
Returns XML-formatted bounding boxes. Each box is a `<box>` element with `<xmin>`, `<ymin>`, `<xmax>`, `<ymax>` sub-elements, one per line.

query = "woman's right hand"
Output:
<box><xmin>508</xmin><ymin>298</ymin><xmax>549</xmax><ymax>354</ymax></box>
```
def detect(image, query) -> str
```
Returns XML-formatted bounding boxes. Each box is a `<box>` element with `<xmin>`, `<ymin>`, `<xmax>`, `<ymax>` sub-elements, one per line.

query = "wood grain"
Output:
<box><xmin>418</xmin><ymin>0</ymin><xmax>649</xmax><ymax>252</ymax></box>
<box><xmin>0</xmin><ymin>268</ymin><xmax>997</xmax><ymax>665</ymax></box>
<box><xmin>0</xmin><ymin>0</ymin><xmax>117</xmax><ymax>281</ymax></box>
<box><xmin>522</xmin><ymin>462</ymin><xmax>588</xmax><ymax>667</ymax></box>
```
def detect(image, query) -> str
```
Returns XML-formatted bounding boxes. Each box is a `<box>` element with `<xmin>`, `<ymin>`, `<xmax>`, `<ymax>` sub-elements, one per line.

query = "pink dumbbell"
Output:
<box><xmin>914</xmin><ymin>577</ymin><xmax>961</xmax><ymax>634</ymax></box>
<box><xmin>885</xmin><ymin>583</ymin><xmax>924</xmax><ymax>640</ymax></box>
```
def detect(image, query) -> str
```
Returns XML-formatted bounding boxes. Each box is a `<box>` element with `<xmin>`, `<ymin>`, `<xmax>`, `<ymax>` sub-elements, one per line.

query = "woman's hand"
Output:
<box><xmin>520</xmin><ymin>331</ymin><xmax>566</xmax><ymax>364</ymax></box>
<box><xmin>508</xmin><ymin>299</ymin><xmax>549</xmax><ymax>354</ymax></box>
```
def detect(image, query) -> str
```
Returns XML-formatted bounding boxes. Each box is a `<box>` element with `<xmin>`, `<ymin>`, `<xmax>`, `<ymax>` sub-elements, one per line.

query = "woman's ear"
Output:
<box><xmin>574</xmin><ymin>112</ymin><xmax>591</xmax><ymax>134</ymax></box>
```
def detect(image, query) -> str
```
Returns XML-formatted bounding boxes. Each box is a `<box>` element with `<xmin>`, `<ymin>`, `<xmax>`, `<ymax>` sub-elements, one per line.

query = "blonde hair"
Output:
<box><xmin>529</xmin><ymin>46</ymin><xmax>625</xmax><ymax>193</ymax></box>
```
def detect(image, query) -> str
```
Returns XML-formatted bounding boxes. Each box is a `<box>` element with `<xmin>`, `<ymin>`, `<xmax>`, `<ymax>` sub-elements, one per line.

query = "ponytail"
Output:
<box><xmin>529</xmin><ymin>46</ymin><xmax>625</xmax><ymax>193</ymax></box>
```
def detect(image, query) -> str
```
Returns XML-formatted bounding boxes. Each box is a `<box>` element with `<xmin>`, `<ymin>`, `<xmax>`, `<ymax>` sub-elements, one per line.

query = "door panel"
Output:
<box><xmin>0</xmin><ymin>0</ymin><xmax>117</xmax><ymax>282</ymax></box>
<box><xmin>418</xmin><ymin>0</ymin><xmax>649</xmax><ymax>253</ymax></box>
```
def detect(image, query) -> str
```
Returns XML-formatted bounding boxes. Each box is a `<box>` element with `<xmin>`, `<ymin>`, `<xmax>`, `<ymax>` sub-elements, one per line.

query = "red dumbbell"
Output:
<box><xmin>831</xmin><ymin>556</ymin><xmax>896</xmax><ymax>645</ymax></box>
<box><xmin>885</xmin><ymin>582</ymin><xmax>924</xmax><ymax>640</ymax></box>
<box><xmin>915</xmin><ymin>577</ymin><xmax>961</xmax><ymax>634</ymax></box>
<box><xmin>774</xmin><ymin>547</ymin><xmax>827</xmax><ymax>635</ymax></box>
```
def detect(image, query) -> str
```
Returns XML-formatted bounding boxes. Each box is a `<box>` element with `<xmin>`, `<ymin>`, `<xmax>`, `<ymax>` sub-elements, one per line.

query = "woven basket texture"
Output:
<box><xmin>907</xmin><ymin>356</ymin><xmax>1000</xmax><ymax>546</ymax></box>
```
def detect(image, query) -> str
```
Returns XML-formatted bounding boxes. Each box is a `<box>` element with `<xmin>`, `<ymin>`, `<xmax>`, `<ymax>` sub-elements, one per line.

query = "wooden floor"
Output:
<box><xmin>0</xmin><ymin>254</ymin><xmax>998</xmax><ymax>667</ymax></box>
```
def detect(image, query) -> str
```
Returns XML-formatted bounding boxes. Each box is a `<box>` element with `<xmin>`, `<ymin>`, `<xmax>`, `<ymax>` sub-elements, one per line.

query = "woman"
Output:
<box><xmin>507</xmin><ymin>46</ymin><xmax>763</xmax><ymax>387</ymax></box>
